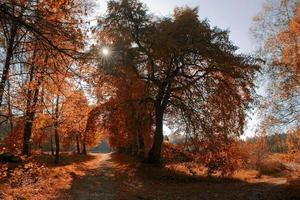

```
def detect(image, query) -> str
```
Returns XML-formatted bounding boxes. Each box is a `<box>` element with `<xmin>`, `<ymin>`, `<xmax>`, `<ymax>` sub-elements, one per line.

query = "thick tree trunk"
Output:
<box><xmin>22</xmin><ymin>51</ymin><xmax>46</xmax><ymax>156</ymax></box>
<box><xmin>23</xmin><ymin>114</ymin><xmax>34</xmax><ymax>156</ymax></box>
<box><xmin>137</xmin><ymin>133</ymin><xmax>145</xmax><ymax>160</ymax></box>
<box><xmin>76</xmin><ymin>134</ymin><xmax>81</xmax><ymax>154</ymax></box>
<box><xmin>22</xmin><ymin>64</ymin><xmax>38</xmax><ymax>156</ymax></box>
<box><xmin>22</xmin><ymin>89</ymin><xmax>40</xmax><ymax>156</ymax></box>
<box><xmin>147</xmin><ymin>106</ymin><xmax>164</xmax><ymax>164</ymax></box>
<box><xmin>0</xmin><ymin>24</ymin><xmax>17</xmax><ymax>108</ymax></box>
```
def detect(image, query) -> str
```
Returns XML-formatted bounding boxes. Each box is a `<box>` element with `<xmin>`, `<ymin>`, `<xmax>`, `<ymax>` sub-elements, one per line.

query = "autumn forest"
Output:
<box><xmin>0</xmin><ymin>0</ymin><xmax>299</xmax><ymax>199</ymax></box>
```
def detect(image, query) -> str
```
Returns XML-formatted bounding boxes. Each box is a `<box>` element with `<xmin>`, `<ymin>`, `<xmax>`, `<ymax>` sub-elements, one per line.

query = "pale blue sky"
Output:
<box><xmin>95</xmin><ymin>0</ymin><xmax>266</xmax><ymax>54</ymax></box>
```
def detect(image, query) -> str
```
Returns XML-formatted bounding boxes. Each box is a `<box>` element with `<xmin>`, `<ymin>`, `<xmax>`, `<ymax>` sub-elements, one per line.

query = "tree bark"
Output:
<box><xmin>54</xmin><ymin>95</ymin><xmax>60</xmax><ymax>164</ymax></box>
<box><xmin>23</xmin><ymin>89</ymin><xmax>41</xmax><ymax>156</ymax></box>
<box><xmin>50</xmin><ymin>135</ymin><xmax>54</xmax><ymax>156</ymax></box>
<box><xmin>76</xmin><ymin>134</ymin><xmax>81</xmax><ymax>154</ymax></box>
<box><xmin>54</xmin><ymin>128</ymin><xmax>60</xmax><ymax>163</ymax></box>
<box><xmin>137</xmin><ymin>133</ymin><xmax>145</xmax><ymax>160</ymax></box>
<box><xmin>82</xmin><ymin>142</ymin><xmax>87</xmax><ymax>155</ymax></box>
<box><xmin>22</xmin><ymin>64</ymin><xmax>37</xmax><ymax>156</ymax></box>
<box><xmin>7</xmin><ymin>80</ymin><xmax>13</xmax><ymax>131</ymax></box>
<box><xmin>147</xmin><ymin>106</ymin><xmax>164</xmax><ymax>164</ymax></box>
<box><xmin>22</xmin><ymin>52</ymin><xmax>45</xmax><ymax>156</ymax></box>
<box><xmin>0</xmin><ymin>23</ymin><xmax>17</xmax><ymax>108</ymax></box>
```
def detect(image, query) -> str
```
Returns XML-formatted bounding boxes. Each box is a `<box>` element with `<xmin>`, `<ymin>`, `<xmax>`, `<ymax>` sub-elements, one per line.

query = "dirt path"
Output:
<box><xmin>57</xmin><ymin>154</ymin><xmax>118</xmax><ymax>200</ymax></box>
<box><xmin>57</xmin><ymin>153</ymin><xmax>300</xmax><ymax>200</ymax></box>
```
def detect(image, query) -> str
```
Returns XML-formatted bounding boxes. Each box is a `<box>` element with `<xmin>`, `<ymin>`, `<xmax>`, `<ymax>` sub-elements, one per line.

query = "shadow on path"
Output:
<box><xmin>57</xmin><ymin>153</ymin><xmax>300</xmax><ymax>200</ymax></box>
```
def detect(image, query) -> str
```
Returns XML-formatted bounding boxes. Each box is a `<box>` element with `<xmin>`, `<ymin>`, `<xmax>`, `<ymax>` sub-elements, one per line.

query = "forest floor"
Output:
<box><xmin>1</xmin><ymin>153</ymin><xmax>300</xmax><ymax>200</ymax></box>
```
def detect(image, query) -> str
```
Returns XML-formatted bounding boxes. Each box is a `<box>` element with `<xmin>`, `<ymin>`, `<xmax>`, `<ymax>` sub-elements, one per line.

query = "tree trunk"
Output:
<box><xmin>0</xmin><ymin>23</ymin><xmax>17</xmax><ymax>108</ymax></box>
<box><xmin>22</xmin><ymin>88</ymin><xmax>41</xmax><ymax>156</ymax></box>
<box><xmin>22</xmin><ymin>64</ymin><xmax>38</xmax><ymax>156</ymax></box>
<box><xmin>137</xmin><ymin>133</ymin><xmax>145</xmax><ymax>160</ymax></box>
<box><xmin>147</xmin><ymin>106</ymin><xmax>164</xmax><ymax>164</ymax></box>
<box><xmin>82</xmin><ymin>142</ymin><xmax>87</xmax><ymax>155</ymax></box>
<box><xmin>22</xmin><ymin>50</ymin><xmax>45</xmax><ymax>156</ymax></box>
<box><xmin>54</xmin><ymin>128</ymin><xmax>60</xmax><ymax>164</ymax></box>
<box><xmin>7</xmin><ymin>80</ymin><xmax>13</xmax><ymax>131</ymax></box>
<box><xmin>50</xmin><ymin>135</ymin><xmax>54</xmax><ymax>156</ymax></box>
<box><xmin>76</xmin><ymin>134</ymin><xmax>81</xmax><ymax>154</ymax></box>
<box><xmin>23</xmin><ymin>114</ymin><xmax>34</xmax><ymax>156</ymax></box>
<box><xmin>54</xmin><ymin>95</ymin><xmax>60</xmax><ymax>164</ymax></box>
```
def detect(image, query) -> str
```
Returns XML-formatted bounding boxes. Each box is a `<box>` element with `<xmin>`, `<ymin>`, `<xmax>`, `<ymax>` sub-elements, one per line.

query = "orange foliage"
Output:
<box><xmin>1</xmin><ymin>119</ymin><xmax>25</xmax><ymax>154</ymax></box>
<box><xmin>286</xmin><ymin>129</ymin><xmax>300</xmax><ymax>161</ymax></box>
<box><xmin>86</xmin><ymin>66</ymin><xmax>153</xmax><ymax>157</ymax></box>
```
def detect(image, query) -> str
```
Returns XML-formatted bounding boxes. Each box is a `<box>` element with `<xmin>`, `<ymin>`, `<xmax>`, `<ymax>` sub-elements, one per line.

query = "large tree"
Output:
<box><xmin>100</xmin><ymin>0</ymin><xmax>259</xmax><ymax>163</ymax></box>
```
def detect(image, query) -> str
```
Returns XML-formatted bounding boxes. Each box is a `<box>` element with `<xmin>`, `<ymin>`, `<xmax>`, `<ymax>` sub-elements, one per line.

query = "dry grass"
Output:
<box><xmin>258</xmin><ymin>159</ymin><xmax>287</xmax><ymax>175</ymax></box>
<box><xmin>164</xmin><ymin>151</ymin><xmax>300</xmax><ymax>199</ymax></box>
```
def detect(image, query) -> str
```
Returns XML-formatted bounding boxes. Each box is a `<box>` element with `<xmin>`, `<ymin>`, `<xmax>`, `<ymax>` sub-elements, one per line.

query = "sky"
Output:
<box><xmin>94</xmin><ymin>0</ymin><xmax>267</xmax><ymax>138</ymax></box>
<box><xmin>95</xmin><ymin>0</ymin><xmax>266</xmax><ymax>54</ymax></box>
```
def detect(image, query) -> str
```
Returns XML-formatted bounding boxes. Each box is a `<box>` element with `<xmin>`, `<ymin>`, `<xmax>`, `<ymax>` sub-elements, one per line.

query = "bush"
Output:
<box><xmin>199</xmin><ymin>138</ymin><xmax>245</xmax><ymax>176</ymax></box>
<box><xmin>162</xmin><ymin>143</ymin><xmax>193</xmax><ymax>164</ymax></box>
<box><xmin>239</xmin><ymin>136</ymin><xmax>269</xmax><ymax>170</ymax></box>
<box><xmin>257</xmin><ymin>160</ymin><xmax>287</xmax><ymax>175</ymax></box>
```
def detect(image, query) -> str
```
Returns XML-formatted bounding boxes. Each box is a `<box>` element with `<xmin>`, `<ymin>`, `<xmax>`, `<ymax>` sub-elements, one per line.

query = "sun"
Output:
<box><xmin>102</xmin><ymin>47</ymin><xmax>110</xmax><ymax>56</ymax></box>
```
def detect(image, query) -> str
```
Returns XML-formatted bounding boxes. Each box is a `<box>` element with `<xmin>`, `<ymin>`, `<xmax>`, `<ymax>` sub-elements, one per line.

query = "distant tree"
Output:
<box><xmin>242</xmin><ymin>131</ymin><xmax>269</xmax><ymax>172</ymax></box>
<box><xmin>273</xmin><ymin>133</ymin><xmax>282</xmax><ymax>152</ymax></box>
<box><xmin>265</xmin><ymin>132</ymin><xmax>287</xmax><ymax>153</ymax></box>
<box><xmin>296</xmin><ymin>128</ymin><xmax>300</xmax><ymax>148</ymax></box>
<box><xmin>61</xmin><ymin>90</ymin><xmax>90</xmax><ymax>154</ymax></box>
<box><xmin>286</xmin><ymin>129</ymin><xmax>300</xmax><ymax>160</ymax></box>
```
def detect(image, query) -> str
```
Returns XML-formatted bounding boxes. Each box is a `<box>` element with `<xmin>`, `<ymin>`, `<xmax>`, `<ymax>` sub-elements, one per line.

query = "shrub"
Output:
<box><xmin>257</xmin><ymin>160</ymin><xmax>286</xmax><ymax>175</ymax></box>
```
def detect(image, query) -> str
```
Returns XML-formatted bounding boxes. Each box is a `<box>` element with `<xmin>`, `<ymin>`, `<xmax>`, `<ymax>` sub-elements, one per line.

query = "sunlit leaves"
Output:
<box><xmin>252</xmin><ymin>0</ymin><xmax>299</xmax><ymax>132</ymax></box>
